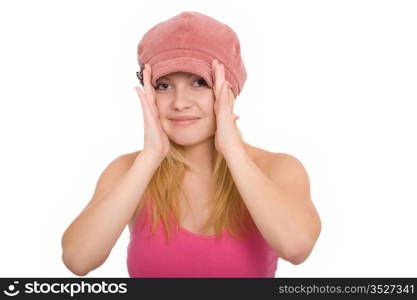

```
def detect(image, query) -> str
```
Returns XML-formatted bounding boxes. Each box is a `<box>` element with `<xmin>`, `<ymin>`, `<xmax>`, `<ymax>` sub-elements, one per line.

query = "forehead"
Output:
<box><xmin>157</xmin><ymin>72</ymin><xmax>198</xmax><ymax>80</ymax></box>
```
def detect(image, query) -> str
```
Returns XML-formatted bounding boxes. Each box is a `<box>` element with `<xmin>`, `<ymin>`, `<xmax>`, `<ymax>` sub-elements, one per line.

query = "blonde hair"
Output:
<box><xmin>140</xmin><ymin>126</ymin><xmax>257</xmax><ymax>242</ymax></box>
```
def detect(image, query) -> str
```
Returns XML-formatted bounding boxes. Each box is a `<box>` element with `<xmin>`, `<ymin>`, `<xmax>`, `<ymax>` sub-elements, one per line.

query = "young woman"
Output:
<box><xmin>61</xmin><ymin>11</ymin><xmax>321</xmax><ymax>278</ymax></box>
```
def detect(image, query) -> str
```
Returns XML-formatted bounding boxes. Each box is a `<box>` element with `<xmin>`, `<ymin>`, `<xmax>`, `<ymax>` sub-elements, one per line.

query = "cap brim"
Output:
<box><xmin>151</xmin><ymin>56</ymin><xmax>214</xmax><ymax>89</ymax></box>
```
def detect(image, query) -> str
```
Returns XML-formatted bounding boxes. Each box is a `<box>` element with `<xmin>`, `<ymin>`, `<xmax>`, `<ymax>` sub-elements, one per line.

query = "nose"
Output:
<box><xmin>171</xmin><ymin>85</ymin><xmax>194</xmax><ymax>110</ymax></box>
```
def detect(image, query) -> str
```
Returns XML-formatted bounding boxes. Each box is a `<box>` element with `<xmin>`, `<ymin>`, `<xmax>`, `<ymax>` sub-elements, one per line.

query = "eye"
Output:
<box><xmin>155</xmin><ymin>78</ymin><xmax>207</xmax><ymax>90</ymax></box>
<box><xmin>155</xmin><ymin>82</ymin><xmax>170</xmax><ymax>90</ymax></box>
<box><xmin>195</xmin><ymin>78</ymin><xmax>207</xmax><ymax>87</ymax></box>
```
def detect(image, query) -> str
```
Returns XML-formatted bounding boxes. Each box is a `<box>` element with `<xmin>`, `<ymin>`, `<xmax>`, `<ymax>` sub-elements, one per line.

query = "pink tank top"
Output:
<box><xmin>126</xmin><ymin>204</ymin><xmax>279</xmax><ymax>277</ymax></box>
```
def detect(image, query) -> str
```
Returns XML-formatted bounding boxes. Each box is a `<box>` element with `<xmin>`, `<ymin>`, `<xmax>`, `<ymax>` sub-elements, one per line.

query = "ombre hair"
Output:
<box><xmin>138</xmin><ymin>127</ymin><xmax>258</xmax><ymax>242</ymax></box>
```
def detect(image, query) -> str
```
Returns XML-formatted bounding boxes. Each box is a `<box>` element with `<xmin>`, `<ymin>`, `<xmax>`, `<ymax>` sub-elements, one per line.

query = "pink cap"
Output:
<box><xmin>136</xmin><ymin>11</ymin><xmax>247</xmax><ymax>98</ymax></box>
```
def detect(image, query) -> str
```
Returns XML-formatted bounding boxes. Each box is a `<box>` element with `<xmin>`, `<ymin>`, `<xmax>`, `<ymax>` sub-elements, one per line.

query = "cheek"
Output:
<box><xmin>154</xmin><ymin>101</ymin><xmax>167</xmax><ymax>117</ymax></box>
<box><xmin>205</xmin><ymin>111</ymin><xmax>217</xmax><ymax>127</ymax></box>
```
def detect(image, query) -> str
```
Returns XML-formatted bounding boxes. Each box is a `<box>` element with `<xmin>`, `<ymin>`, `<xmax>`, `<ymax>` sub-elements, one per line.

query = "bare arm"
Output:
<box><xmin>61</xmin><ymin>151</ymin><xmax>161</xmax><ymax>276</ymax></box>
<box><xmin>223</xmin><ymin>148</ymin><xmax>321</xmax><ymax>265</ymax></box>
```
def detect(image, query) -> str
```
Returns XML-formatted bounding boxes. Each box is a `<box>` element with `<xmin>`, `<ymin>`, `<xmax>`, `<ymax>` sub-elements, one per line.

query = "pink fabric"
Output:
<box><xmin>126</xmin><ymin>205</ymin><xmax>279</xmax><ymax>278</ymax></box>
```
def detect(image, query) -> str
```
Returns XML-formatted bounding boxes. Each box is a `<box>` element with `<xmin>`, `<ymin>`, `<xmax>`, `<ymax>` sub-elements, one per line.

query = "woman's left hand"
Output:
<box><xmin>211</xmin><ymin>59</ymin><xmax>242</xmax><ymax>156</ymax></box>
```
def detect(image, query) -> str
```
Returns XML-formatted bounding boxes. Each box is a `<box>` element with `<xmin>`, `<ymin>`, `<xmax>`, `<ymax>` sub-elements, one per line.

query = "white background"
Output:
<box><xmin>0</xmin><ymin>0</ymin><xmax>416</xmax><ymax>277</ymax></box>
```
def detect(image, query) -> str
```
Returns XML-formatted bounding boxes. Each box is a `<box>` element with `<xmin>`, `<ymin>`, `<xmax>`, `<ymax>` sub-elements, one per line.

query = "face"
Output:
<box><xmin>154</xmin><ymin>72</ymin><xmax>216</xmax><ymax>146</ymax></box>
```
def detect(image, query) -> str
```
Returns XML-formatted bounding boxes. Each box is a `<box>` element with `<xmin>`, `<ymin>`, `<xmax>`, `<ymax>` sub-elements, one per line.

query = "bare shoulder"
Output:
<box><xmin>243</xmin><ymin>144</ymin><xmax>289</xmax><ymax>173</ymax></box>
<box><xmin>92</xmin><ymin>150</ymin><xmax>142</xmax><ymax>199</ymax></box>
<box><xmin>262</xmin><ymin>150</ymin><xmax>321</xmax><ymax>242</ymax></box>
<box><xmin>121</xmin><ymin>150</ymin><xmax>142</xmax><ymax>163</ymax></box>
<box><xmin>266</xmin><ymin>151</ymin><xmax>306</xmax><ymax>173</ymax></box>
<box><xmin>120</xmin><ymin>150</ymin><xmax>148</xmax><ymax>232</ymax></box>
<box><xmin>265</xmin><ymin>151</ymin><xmax>309</xmax><ymax>184</ymax></box>
<box><xmin>243</xmin><ymin>144</ymin><xmax>309</xmax><ymax>187</ymax></box>
<box><xmin>95</xmin><ymin>150</ymin><xmax>144</xmax><ymax>233</ymax></box>
<box><xmin>261</xmin><ymin>149</ymin><xmax>312</xmax><ymax>204</ymax></box>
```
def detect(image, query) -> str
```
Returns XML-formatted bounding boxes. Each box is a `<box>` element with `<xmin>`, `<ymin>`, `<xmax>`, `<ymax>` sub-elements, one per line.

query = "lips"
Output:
<box><xmin>170</xmin><ymin>117</ymin><xmax>201</xmax><ymax>126</ymax></box>
<box><xmin>169</xmin><ymin>116</ymin><xmax>200</xmax><ymax>121</ymax></box>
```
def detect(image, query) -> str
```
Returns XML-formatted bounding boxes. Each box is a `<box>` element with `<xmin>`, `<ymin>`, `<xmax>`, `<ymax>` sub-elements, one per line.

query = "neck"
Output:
<box><xmin>182</xmin><ymin>137</ymin><xmax>216</xmax><ymax>177</ymax></box>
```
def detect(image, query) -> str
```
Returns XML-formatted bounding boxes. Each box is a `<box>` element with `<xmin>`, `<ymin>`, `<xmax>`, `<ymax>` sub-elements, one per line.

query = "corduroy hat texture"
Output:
<box><xmin>136</xmin><ymin>11</ymin><xmax>247</xmax><ymax>98</ymax></box>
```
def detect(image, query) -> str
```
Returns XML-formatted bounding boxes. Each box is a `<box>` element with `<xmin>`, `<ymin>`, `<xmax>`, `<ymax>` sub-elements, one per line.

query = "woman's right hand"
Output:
<box><xmin>134</xmin><ymin>64</ymin><xmax>170</xmax><ymax>160</ymax></box>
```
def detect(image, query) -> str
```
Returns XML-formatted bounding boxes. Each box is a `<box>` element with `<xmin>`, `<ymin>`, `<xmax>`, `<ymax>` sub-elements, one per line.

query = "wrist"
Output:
<box><xmin>221</xmin><ymin>144</ymin><xmax>245</xmax><ymax>160</ymax></box>
<box><xmin>137</xmin><ymin>150</ymin><xmax>164</xmax><ymax>166</ymax></box>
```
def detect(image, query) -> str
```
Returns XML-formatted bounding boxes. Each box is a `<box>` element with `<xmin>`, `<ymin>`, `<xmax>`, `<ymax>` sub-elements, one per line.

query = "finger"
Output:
<box><xmin>217</xmin><ymin>63</ymin><xmax>226</xmax><ymax>96</ymax></box>
<box><xmin>135</xmin><ymin>86</ymin><xmax>147</xmax><ymax>109</ymax></box>
<box><xmin>226</xmin><ymin>81</ymin><xmax>234</xmax><ymax>108</ymax></box>
<box><xmin>134</xmin><ymin>86</ymin><xmax>144</xmax><ymax>99</ymax></box>
<box><xmin>219</xmin><ymin>80</ymin><xmax>229</xmax><ymax>110</ymax></box>
<box><xmin>221</xmin><ymin>80</ymin><xmax>228</xmax><ymax>95</ymax></box>
<box><xmin>211</xmin><ymin>59</ymin><xmax>216</xmax><ymax>73</ymax></box>
<box><xmin>220</xmin><ymin>63</ymin><xmax>225</xmax><ymax>81</ymax></box>
<box><xmin>225</xmin><ymin>81</ymin><xmax>235</xmax><ymax>112</ymax></box>
<box><xmin>143</xmin><ymin>63</ymin><xmax>154</xmax><ymax>96</ymax></box>
<box><xmin>211</xmin><ymin>59</ymin><xmax>217</xmax><ymax>89</ymax></box>
<box><xmin>140</xmin><ymin>66</ymin><xmax>160</xmax><ymax>112</ymax></box>
<box><xmin>211</xmin><ymin>59</ymin><xmax>217</xmax><ymax>77</ymax></box>
<box><xmin>213</xmin><ymin>60</ymin><xmax>222</xmax><ymax>94</ymax></box>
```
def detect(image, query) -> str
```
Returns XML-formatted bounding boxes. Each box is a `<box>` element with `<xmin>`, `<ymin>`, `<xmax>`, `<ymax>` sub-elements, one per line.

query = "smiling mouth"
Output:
<box><xmin>170</xmin><ymin>117</ymin><xmax>201</xmax><ymax>126</ymax></box>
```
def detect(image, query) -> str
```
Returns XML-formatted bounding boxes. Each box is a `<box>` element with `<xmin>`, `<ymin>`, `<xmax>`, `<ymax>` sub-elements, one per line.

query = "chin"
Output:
<box><xmin>168</xmin><ymin>131</ymin><xmax>214</xmax><ymax>147</ymax></box>
<box><xmin>169</xmin><ymin>136</ymin><xmax>204</xmax><ymax>146</ymax></box>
